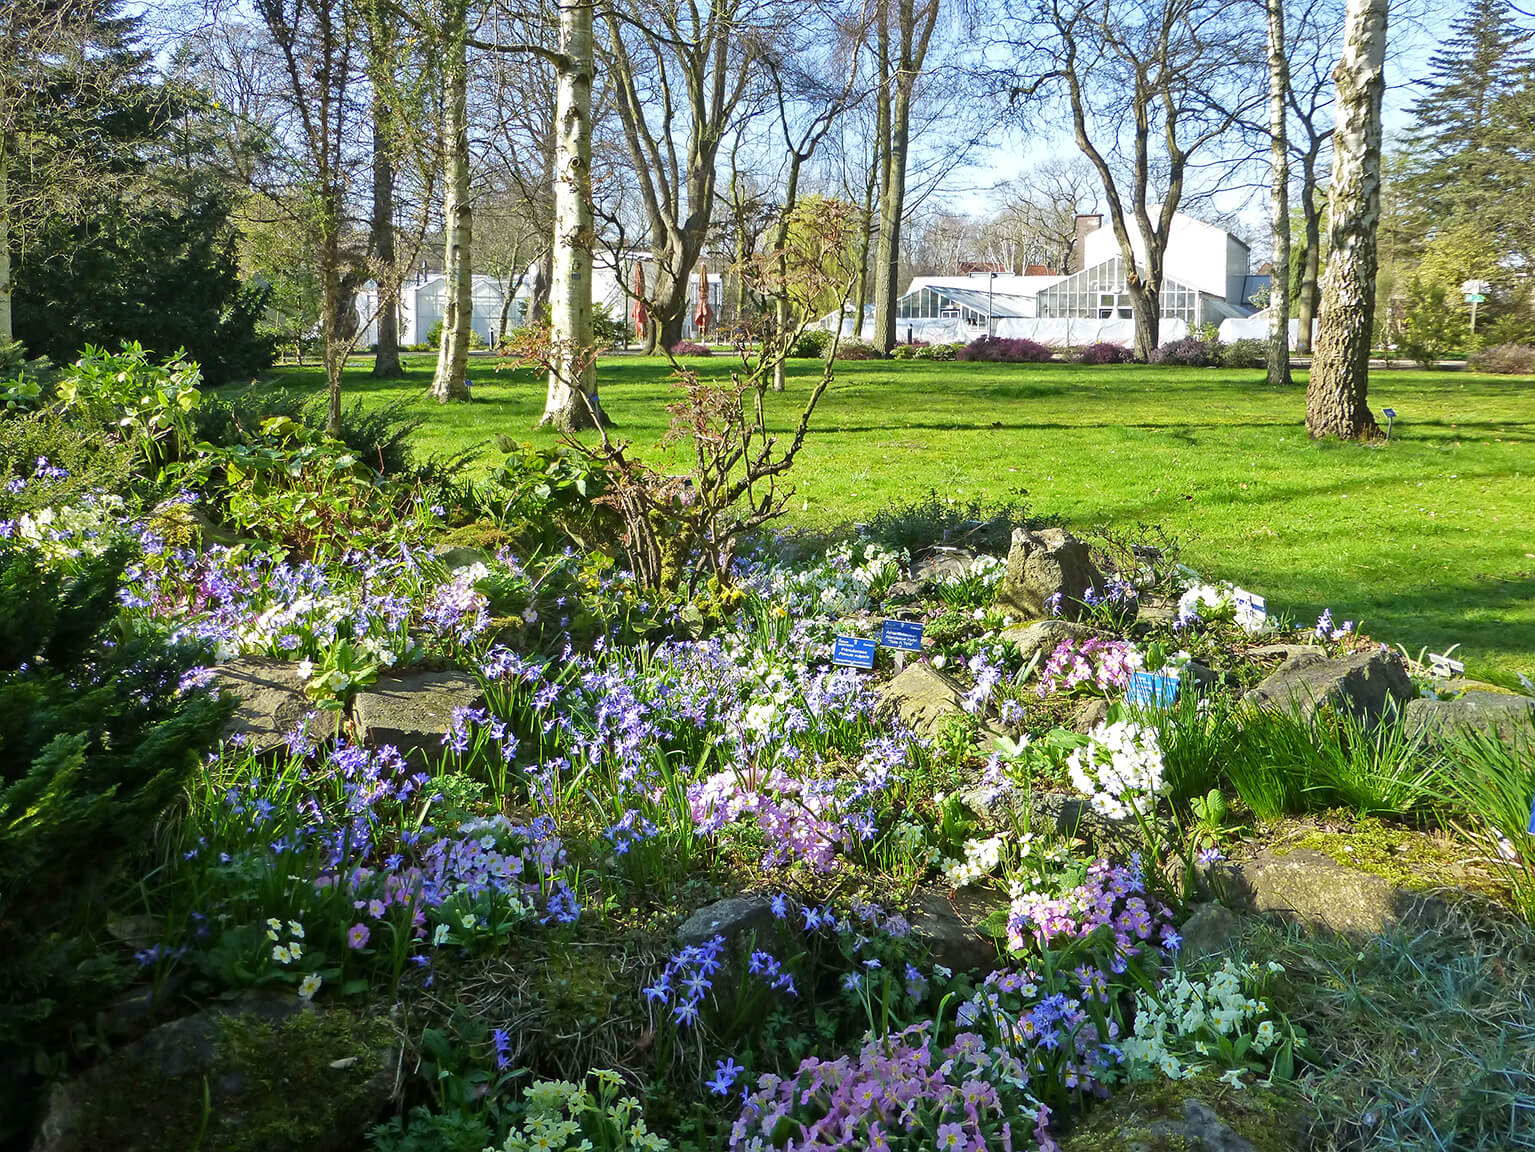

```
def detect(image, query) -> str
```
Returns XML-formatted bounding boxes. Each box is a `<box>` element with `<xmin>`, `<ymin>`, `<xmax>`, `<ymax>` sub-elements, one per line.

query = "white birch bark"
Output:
<box><xmin>1266</xmin><ymin>0</ymin><xmax>1292</xmax><ymax>386</ymax></box>
<box><xmin>1307</xmin><ymin>0</ymin><xmax>1387</xmax><ymax>439</ymax></box>
<box><xmin>432</xmin><ymin>0</ymin><xmax>473</xmax><ymax>403</ymax></box>
<box><xmin>540</xmin><ymin>0</ymin><xmax>599</xmax><ymax>430</ymax></box>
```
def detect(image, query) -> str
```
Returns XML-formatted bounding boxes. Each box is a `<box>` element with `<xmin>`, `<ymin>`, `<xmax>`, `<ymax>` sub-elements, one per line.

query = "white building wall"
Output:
<box><xmin>1081</xmin><ymin>213</ymin><xmax>1247</xmax><ymax>301</ymax></box>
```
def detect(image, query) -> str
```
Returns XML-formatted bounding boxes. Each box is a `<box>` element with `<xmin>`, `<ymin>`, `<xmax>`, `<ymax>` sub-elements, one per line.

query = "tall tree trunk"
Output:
<box><xmin>1307</xmin><ymin>0</ymin><xmax>1386</xmax><ymax>440</ymax></box>
<box><xmin>539</xmin><ymin>0</ymin><xmax>600</xmax><ymax>430</ymax></box>
<box><xmin>370</xmin><ymin>106</ymin><xmax>402</xmax><ymax>377</ymax></box>
<box><xmin>432</xmin><ymin>0</ymin><xmax>473</xmax><ymax>403</ymax></box>
<box><xmin>0</xmin><ymin>136</ymin><xmax>11</xmax><ymax>346</ymax></box>
<box><xmin>1265</xmin><ymin>0</ymin><xmax>1293</xmax><ymax>386</ymax></box>
<box><xmin>1128</xmin><ymin>281</ymin><xmax>1160</xmax><ymax>361</ymax></box>
<box><xmin>770</xmin><ymin>156</ymin><xmax>804</xmax><ymax>392</ymax></box>
<box><xmin>322</xmin><ymin>224</ymin><xmax>344</xmax><ymax>436</ymax></box>
<box><xmin>1295</xmin><ymin>154</ymin><xmax>1322</xmax><ymax>354</ymax></box>
<box><xmin>872</xmin><ymin>58</ymin><xmax>910</xmax><ymax>353</ymax></box>
<box><xmin>852</xmin><ymin>160</ymin><xmax>876</xmax><ymax>337</ymax></box>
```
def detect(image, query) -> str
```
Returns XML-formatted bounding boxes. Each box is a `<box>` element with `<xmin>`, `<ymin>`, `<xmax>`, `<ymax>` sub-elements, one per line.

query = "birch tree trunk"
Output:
<box><xmin>1266</xmin><ymin>0</ymin><xmax>1293</xmax><ymax>387</ymax></box>
<box><xmin>1294</xmin><ymin>150</ymin><xmax>1323</xmax><ymax>354</ymax></box>
<box><xmin>1307</xmin><ymin>0</ymin><xmax>1386</xmax><ymax>440</ymax></box>
<box><xmin>540</xmin><ymin>0</ymin><xmax>600</xmax><ymax>430</ymax></box>
<box><xmin>0</xmin><ymin>136</ymin><xmax>11</xmax><ymax>345</ymax></box>
<box><xmin>432</xmin><ymin>0</ymin><xmax>473</xmax><ymax>403</ymax></box>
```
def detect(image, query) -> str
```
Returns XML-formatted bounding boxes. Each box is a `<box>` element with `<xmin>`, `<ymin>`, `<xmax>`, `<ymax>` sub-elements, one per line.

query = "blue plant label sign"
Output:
<box><xmin>1127</xmin><ymin>671</ymin><xmax>1180</xmax><ymax>708</ymax></box>
<box><xmin>1528</xmin><ymin>795</ymin><xmax>1535</xmax><ymax>837</ymax></box>
<box><xmin>880</xmin><ymin>619</ymin><xmax>925</xmax><ymax>652</ymax></box>
<box><xmin>832</xmin><ymin>636</ymin><xmax>877</xmax><ymax>669</ymax></box>
<box><xmin>1429</xmin><ymin>652</ymin><xmax>1465</xmax><ymax>677</ymax></box>
<box><xmin>1383</xmin><ymin>407</ymin><xmax>1397</xmax><ymax>419</ymax></box>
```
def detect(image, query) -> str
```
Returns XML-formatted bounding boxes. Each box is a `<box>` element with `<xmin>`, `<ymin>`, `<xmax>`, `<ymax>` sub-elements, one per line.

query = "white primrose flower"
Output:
<box><xmin>297</xmin><ymin>973</ymin><xmax>322</xmax><ymax>1001</ymax></box>
<box><xmin>1066</xmin><ymin>720</ymin><xmax>1166</xmax><ymax>821</ymax></box>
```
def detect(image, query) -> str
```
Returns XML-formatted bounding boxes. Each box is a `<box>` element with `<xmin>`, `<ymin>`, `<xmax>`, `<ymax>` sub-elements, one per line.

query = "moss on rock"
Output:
<box><xmin>1059</xmin><ymin>1071</ymin><xmax>1306</xmax><ymax>1152</ymax></box>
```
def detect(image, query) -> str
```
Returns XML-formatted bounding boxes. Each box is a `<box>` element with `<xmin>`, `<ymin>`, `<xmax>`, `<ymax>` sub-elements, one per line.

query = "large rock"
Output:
<box><xmin>213</xmin><ymin>658</ymin><xmax>341</xmax><ymax>754</ymax></box>
<box><xmin>877</xmin><ymin>663</ymin><xmax>968</xmax><ymax>736</ymax></box>
<box><xmin>1403</xmin><ymin>692</ymin><xmax>1535</xmax><ymax>745</ymax></box>
<box><xmin>352</xmin><ymin>670</ymin><xmax>485</xmax><ymax>764</ymax></box>
<box><xmin>909</xmin><ymin>887</ymin><xmax>1008</xmax><ymax>973</ymax></box>
<box><xmin>676</xmin><ymin>896</ymin><xmax>778</xmax><ymax>948</ymax></box>
<box><xmin>1206</xmin><ymin>847</ymin><xmax>1447</xmax><ymax>937</ymax></box>
<box><xmin>1240</xmin><ymin>648</ymin><xmax>1414</xmax><ymax>728</ymax></box>
<box><xmin>912</xmin><ymin>546</ymin><xmax>978</xmax><ymax>584</ymax></box>
<box><xmin>1000</xmin><ymin>619</ymin><xmax>1105</xmax><ymax>669</ymax></box>
<box><xmin>1178</xmin><ymin>903</ymin><xmax>1245</xmax><ymax>965</ymax></box>
<box><xmin>32</xmin><ymin>998</ymin><xmax>393</xmax><ymax>1152</ymax></box>
<box><xmin>1061</xmin><ymin>1079</ymin><xmax>1305</xmax><ymax>1152</ymax></box>
<box><xmin>994</xmin><ymin>527</ymin><xmax>1104</xmax><ymax>622</ymax></box>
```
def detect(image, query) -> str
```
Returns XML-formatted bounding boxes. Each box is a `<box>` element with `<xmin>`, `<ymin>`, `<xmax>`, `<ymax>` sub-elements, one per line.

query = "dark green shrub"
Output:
<box><xmin>0</xmin><ymin>341</ymin><xmax>60</xmax><ymax>413</ymax></box>
<box><xmin>0</xmin><ymin>545</ymin><xmax>231</xmax><ymax>1138</ymax></box>
<box><xmin>0</xmin><ymin>414</ymin><xmax>137</xmax><ymax>521</ymax></box>
<box><xmin>914</xmin><ymin>343</ymin><xmax>959</xmax><ymax>361</ymax></box>
<box><xmin>1218</xmin><ymin>338</ymin><xmax>1269</xmax><ymax>369</ymax></box>
<box><xmin>833</xmin><ymin>338</ymin><xmax>881</xmax><ymax>361</ymax></box>
<box><xmin>865</xmin><ymin>488</ymin><xmax>1046</xmax><ymax>557</ymax></box>
<box><xmin>194</xmin><ymin>390</ymin><xmax>428</xmax><ymax>478</ymax></box>
<box><xmin>791</xmin><ymin>329</ymin><xmax>833</xmax><ymax>358</ymax></box>
<box><xmin>890</xmin><ymin>342</ymin><xmax>927</xmax><ymax>360</ymax></box>
<box><xmin>1395</xmin><ymin>279</ymin><xmax>1466</xmax><ymax>367</ymax></box>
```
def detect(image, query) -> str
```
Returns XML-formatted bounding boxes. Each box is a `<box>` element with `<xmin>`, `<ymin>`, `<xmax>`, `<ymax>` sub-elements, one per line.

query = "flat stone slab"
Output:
<box><xmin>1206</xmin><ymin>847</ymin><xmax>1448</xmax><ymax>937</ymax></box>
<box><xmin>877</xmin><ymin>663</ymin><xmax>968</xmax><ymax>736</ymax></box>
<box><xmin>1241</xmin><ymin>648</ymin><xmax>1414</xmax><ymax>728</ymax></box>
<box><xmin>213</xmin><ymin>658</ymin><xmax>340</xmax><ymax>753</ymax></box>
<box><xmin>909</xmin><ymin>887</ymin><xmax>1008</xmax><ymax>973</ymax></box>
<box><xmin>352</xmin><ymin>671</ymin><xmax>485</xmax><ymax>764</ymax></box>
<box><xmin>1403</xmin><ymin>692</ymin><xmax>1535</xmax><ymax>745</ymax></box>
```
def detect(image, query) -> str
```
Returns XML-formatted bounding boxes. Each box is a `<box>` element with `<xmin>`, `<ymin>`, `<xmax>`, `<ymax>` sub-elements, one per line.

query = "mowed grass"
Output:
<box><xmin>246</xmin><ymin>351</ymin><xmax>1535</xmax><ymax>680</ymax></box>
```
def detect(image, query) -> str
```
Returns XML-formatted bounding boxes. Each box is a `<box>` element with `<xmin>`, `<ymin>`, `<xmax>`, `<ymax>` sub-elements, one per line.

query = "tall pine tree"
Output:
<box><xmin>1403</xmin><ymin>0</ymin><xmax>1532</xmax><ymax>229</ymax></box>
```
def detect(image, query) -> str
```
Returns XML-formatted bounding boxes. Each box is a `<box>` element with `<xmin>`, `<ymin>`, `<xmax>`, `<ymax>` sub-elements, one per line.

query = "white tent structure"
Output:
<box><xmin>823</xmin><ymin>212</ymin><xmax>1265</xmax><ymax>349</ymax></box>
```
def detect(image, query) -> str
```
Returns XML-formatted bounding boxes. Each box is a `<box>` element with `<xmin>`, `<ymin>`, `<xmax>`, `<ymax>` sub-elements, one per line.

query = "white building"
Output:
<box><xmin>357</xmin><ymin>258</ymin><xmax>630</xmax><ymax>348</ymax></box>
<box><xmin>824</xmin><ymin>211</ymin><xmax>1267</xmax><ymax>348</ymax></box>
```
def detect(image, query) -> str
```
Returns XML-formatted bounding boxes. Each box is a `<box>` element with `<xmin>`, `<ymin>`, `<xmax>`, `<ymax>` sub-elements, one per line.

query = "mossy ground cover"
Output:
<box><xmin>249</xmin><ymin>353</ymin><xmax>1535</xmax><ymax>680</ymax></box>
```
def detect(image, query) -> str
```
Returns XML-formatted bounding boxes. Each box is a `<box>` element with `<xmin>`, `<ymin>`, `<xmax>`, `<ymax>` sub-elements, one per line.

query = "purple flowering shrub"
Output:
<box><xmin>1073</xmin><ymin>342</ymin><xmax>1135</xmax><ymax>365</ymax></box>
<box><xmin>957</xmin><ymin>336</ymin><xmax>1053</xmax><ymax>363</ymax></box>
<box><xmin>1149</xmin><ymin>337</ymin><xmax>1219</xmax><ymax>367</ymax></box>
<box><xmin>669</xmin><ymin>341</ymin><xmax>713</xmax><ymax>356</ymax></box>
<box><xmin>1035</xmin><ymin>636</ymin><xmax>1143</xmax><ymax>697</ymax></box>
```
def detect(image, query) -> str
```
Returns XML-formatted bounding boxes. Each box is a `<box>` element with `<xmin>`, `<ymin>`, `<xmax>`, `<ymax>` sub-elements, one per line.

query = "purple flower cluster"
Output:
<box><xmin>1036</xmin><ymin>636</ymin><xmax>1142</xmax><ymax>697</ymax></box>
<box><xmin>729</xmin><ymin>1023</ymin><xmax>1037</xmax><ymax>1151</ymax></box>
<box><xmin>1006</xmin><ymin>859</ymin><xmax>1175</xmax><ymax>972</ymax></box>
<box><xmin>690</xmin><ymin>768</ymin><xmax>848</xmax><ymax>872</ymax></box>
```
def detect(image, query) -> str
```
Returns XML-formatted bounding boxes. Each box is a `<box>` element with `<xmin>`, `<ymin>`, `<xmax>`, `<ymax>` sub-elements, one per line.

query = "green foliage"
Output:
<box><xmin>1223</xmin><ymin>706</ymin><xmax>1439</xmax><ymax>821</ymax></box>
<box><xmin>58</xmin><ymin>343</ymin><xmax>202</xmax><ymax>472</ymax></box>
<box><xmin>426</xmin><ymin>320</ymin><xmax>485</xmax><ymax>350</ymax></box>
<box><xmin>1442</xmin><ymin>718</ymin><xmax>1535</xmax><ymax>920</ymax></box>
<box><xmin>591</xmin><ymin>305</ymin><xmax>630</xmax><ymax>350</ymax></box>
<box><xmin>189</xmin><ymin>416</ymin><xmax>424</xmax><ymax>557</ymax></box>
<box><xmin>790</xmin><ymin>328</ymin><xmax>833</xmax><ymax>358</ymax></box>
<box><xmin>0</xmin><ymin>413</ymin><xmax>137</xmax><ymax>522</ymax></box>
<box><xmin>1396</xmin><ymin>279</ymin><xmax>1469</xmax><ymax>366</ymax></box>
<box><xmin>913</xmin><ymin>342</ymin><xmax>959</xmax><ymax>361</ymax></box>
<box><xmin>0</xmin><ymin>546</ymin><xmax>230</xmax><ymax>1135</ymax></box>
<box><xmin>1217</xmin><ymin>339</ymin><xmax>1269</xmax><ymax>369</ymax></box>
<box><xmin>0</xmin><ymin>341</ymin><xmax>60</xmax><ymax>413</ymax></box>
<box><xmin>865</xmin><ymin>487</ymin><xmax>1042</xmax><ymax>557</ymax></box>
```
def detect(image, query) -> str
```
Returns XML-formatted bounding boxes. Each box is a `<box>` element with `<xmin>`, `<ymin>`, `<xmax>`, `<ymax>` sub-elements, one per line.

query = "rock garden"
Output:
<box><xmin>5</xmin><ymin>347</ymin><xmax>1535</xmax><ymax>1152</ymax></box>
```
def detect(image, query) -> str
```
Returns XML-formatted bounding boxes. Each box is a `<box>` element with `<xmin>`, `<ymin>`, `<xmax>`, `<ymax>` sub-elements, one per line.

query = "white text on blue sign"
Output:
<box><xmin>880</xmin><ymin>619</ymin><xmax>925</xmax><ymax>652</ymax></box>
<box><xmin>832</xmin><ymin>636</ymin><xmax>877</xmax><ymax>669</ymax></box>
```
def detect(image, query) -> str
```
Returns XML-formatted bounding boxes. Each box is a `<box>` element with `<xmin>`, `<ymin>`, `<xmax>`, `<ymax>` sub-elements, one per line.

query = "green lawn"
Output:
<box><xmin>248</xmin><ymin>351</ymin><xmax>1535</xmax><ymax>681</ymax></box>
